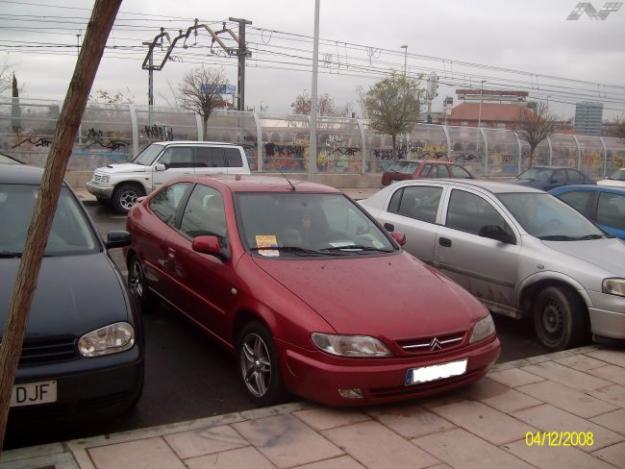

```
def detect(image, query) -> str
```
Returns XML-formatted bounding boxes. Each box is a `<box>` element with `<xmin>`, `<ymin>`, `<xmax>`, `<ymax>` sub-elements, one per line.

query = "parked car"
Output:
<box><xmin>598</xmin><ymin>168</ymin><xmax>625</xmax><ymax>188</ymax></box>
<box><xmin>0</xmin><ymin>151</ymin><xmax>22</xmax><ymax>165</ymax></box>
<box><xmin>381</xmin><ymin>160</ymin><xmax>473</xmax><ymax>186</ymax></box>
<box><xmin>125</xmin><ymin>175</ymin><xmax>500</xmax><ymax>406</ymax></box>
<box><xmin>1</xmin><ymin>165</ymin><xmax>143</xmax><ymax>430</ymax></box>
<box><xmin>551</xmin><ymin>185</ymin><xmax>625</xmax><ymax>240</ymax></box>
<box><xmin>513</xmin><ymin>166</ymin><xmax>593</xmax><ymax>191</ymax></box>
<box><xmin>360</xmin><ymin>179</ymin><xmax>625</xmax><ymax>350</ymax></box>
<box><xmin>86</xmin><ymin>141</ymin><xmax>251</xmax><ymax>214</ymax></box>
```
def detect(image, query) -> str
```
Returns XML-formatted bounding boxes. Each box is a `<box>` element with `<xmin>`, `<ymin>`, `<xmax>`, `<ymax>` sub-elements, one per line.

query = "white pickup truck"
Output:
<box><xmin>86</xmin><ymin>141</ymin><xmax>251</xmax><ymax>213</ymax></box>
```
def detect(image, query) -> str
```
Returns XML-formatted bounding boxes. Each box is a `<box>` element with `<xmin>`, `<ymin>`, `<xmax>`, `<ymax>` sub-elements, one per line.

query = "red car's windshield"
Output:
<box><xmin>235</xmin><ymin>193</ymin><xmax>395</xmax><ymax>257</ymax></box>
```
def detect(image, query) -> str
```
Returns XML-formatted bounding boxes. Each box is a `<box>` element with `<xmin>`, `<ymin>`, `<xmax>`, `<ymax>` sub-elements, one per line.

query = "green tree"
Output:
<box><xmin>363</xmin><ymin>73</ymin><xmax>421</xmax><ymax>159</ymax></box>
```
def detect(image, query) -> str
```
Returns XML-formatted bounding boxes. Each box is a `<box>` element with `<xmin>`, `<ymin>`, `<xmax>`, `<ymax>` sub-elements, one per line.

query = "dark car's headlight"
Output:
<box><xmin>469</xmin><ymin>315</ymin><xmax>496</xmax><ymax>344</ymax></box>
<box><xmin>603</xmin><ymin>278</ymin><xmax>625</xmax><ymax>297</ymax></box>
<box><xmin>311</xmin><ymin>333</ymin><xmax>392</xmax><ymax>357</ymax></box>
<box><xmin>78</xmin><ymin>322</ymin><xmax>135</xmax><ymax>357</ymax></box>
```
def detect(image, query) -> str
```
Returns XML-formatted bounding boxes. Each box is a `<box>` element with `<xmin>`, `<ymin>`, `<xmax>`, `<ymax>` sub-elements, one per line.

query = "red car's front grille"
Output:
<box><xmin>397</xmin><ymin>332</ymin><xmax>466</xmax><ymax>355</ymax></box>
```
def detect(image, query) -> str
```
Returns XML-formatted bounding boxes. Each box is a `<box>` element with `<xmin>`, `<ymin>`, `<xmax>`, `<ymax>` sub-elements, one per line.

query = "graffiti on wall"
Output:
<box><xmin>144</xmin><ymin>124</ymin><xmax>174</xmax><ymax>141</ymax></box>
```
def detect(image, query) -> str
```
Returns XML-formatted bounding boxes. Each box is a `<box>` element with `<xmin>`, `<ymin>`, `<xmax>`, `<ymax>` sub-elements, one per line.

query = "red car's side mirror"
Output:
<box><xmin>391</xmin><ymin>231</ymin><xmax>407</xmax><ymax>246</ymax></box>
<box><xmin>192</xmin><ymin>235</ymin><xmax>224</xmax><ymax>258</ymax></box>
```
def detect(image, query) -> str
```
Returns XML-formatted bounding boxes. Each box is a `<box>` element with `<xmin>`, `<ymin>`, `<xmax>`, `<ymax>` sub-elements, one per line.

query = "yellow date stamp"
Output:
<box><xmin>525</xmin><ymin>431</ymin><xmax>594</xmax><ymax>447</ymax></box>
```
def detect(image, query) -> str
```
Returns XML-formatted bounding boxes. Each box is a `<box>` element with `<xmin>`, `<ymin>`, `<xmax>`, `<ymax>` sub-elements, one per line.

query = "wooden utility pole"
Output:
<box><xmin>0</xmin><ymin>0</ymin><xmax>122</xmax><ymax>451</ymax></box>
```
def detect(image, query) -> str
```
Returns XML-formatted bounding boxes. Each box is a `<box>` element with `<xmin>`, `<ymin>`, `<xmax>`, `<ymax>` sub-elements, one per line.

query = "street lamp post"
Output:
<box><xmin>309</xmin><ymin>0</ymin><xmax>320</xmax><ymax>180</ymax></box>
<box><xmin>477</xmin><ymin>80</ymin><xmax>485</xmax><ymax>128</ymax></box>
<box><xmin>400</xmin><ymin>44</ymin><xmax>408</xmax><ymax>76</ymax></box>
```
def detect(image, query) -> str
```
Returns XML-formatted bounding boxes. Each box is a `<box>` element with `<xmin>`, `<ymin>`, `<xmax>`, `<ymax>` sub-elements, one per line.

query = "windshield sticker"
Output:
<box><xmin>372</xmin><ymin>240</ymin><xmax>385</xmax><ymax>249</ymax></box>
<box><xmin>328</xmin><ymin>240</ymin><xmax>354</xmax><ymax>248</ymax></box>
<box><xmin>255</xmin><ymin>234</ymin><xmax>279</xmax><ymax>257</ymax></box>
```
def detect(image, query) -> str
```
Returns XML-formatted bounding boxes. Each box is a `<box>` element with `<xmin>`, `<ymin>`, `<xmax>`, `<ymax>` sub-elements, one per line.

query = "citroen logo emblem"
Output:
<box><xmin>430</xmin><ymin>337</ymin><xmax>442</xmax><ymax>351</ymax></box>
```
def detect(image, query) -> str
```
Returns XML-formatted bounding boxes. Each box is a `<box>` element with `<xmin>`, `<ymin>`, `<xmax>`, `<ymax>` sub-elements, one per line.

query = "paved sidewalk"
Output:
<box><xmin>3</xmin><ymin>345</ymin><xmax>625</xmax><ymax>469</ymax></box>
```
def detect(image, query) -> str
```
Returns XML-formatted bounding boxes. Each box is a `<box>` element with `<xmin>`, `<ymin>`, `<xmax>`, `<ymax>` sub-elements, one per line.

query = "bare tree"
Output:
<box><xmin>89</xmin><ymin>87</ymin><xmax>135</xmax><ymax>105</ymax></box>
<box><xmin>516</xmin><ymin>102</ymin><xmax>556</xmax><ymax>168</ymax></box>
<box><xmin>607</xmin><ymin>116</ymin><xmax>625</xmax><ymax>139</ymax></box>
<box><xmin>363</xmin><ymin>73</ymin><xmax>421</xmax><ymax>159</ymax></box>
<box><xmin>177</xmin><ymin>66</ymin><xmax>228</xmax><ymax>138</ymax></box>
<box><xmin>290</xmin><ymin>90</ymin><xmax>335</xmax><ymax>116</ymax></box>
<box><xmin>0</xmin><ymin>57</ymin><xmax>13</xmax><ymax>95</ymax></box>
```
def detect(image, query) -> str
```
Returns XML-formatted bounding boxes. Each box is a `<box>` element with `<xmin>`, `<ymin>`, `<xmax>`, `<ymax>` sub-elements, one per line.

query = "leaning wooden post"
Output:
<box><xmin>0</xmin><ymin>0</ymin><xmax>122</xmax><ymax>452</ymax></box>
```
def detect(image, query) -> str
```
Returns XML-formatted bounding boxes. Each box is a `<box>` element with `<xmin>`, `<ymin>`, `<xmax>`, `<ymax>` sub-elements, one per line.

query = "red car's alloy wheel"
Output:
<box><xmin>240</xmin><ymin>332</ymin><xmax>272</xmax><ymax>397</ymax></box>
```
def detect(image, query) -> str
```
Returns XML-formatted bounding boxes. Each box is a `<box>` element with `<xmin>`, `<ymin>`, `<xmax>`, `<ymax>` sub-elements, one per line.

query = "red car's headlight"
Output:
<box><xmin>311</xmin><ymin>333</ymin><xmax>392</xmax><ymax>358</ymax></box>
<box><xmin>469</xmin><ymin>315</ymin><xmax>496</xmax><ymax>344</ymax></box>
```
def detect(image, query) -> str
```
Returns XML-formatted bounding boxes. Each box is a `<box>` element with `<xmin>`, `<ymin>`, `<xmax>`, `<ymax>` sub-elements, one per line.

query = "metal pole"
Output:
<box><xmin>309</xmin><ymin>0</ymin><xmax>320</xmax><ymax>179</ymax></box>
<box><xmin>599</xmin><ymin>136</ymin><xmax>608</xmax><ymax>177</ymax></box>
<box><xmin>142</xmin><ymin>41</ymin><xmax>154</xmax><ymax>126</ymax></box>
<box><xmin>230</xmin><ymin>17</ymin><xmax>252</xmax><ymax>112</ymax></box>
<box><xmin>401</xmin><ymin>45</ymin><xmax>408</xmax><ymax>76</ymax></box>
<box><xmin>477</xmin><ymin>80</ymin><xmax>485</xmax><ymax>128</ymax></box>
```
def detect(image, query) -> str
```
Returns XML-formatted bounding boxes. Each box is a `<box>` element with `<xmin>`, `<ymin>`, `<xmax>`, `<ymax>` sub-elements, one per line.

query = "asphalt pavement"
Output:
<box><xmin>5</xmin><ymin>202</ymin><xmax>549</xmax><ymax>448</ymax></box>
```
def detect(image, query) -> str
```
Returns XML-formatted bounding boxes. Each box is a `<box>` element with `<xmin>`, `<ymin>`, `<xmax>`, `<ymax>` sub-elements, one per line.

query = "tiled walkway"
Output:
<box><xmin>2</xmin><ymin>345</ymin><xmax>625</xmax><ymax>469</ymax></box>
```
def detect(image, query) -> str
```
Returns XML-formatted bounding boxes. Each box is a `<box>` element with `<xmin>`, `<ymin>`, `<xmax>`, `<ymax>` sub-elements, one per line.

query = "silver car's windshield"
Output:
<box><xmin>608</xmin><ymin>169</ymin><xmax>625</xmax><ymax>181</ymax></box>
<box><xmin>497</xmin><ymin>193</ymin><xmax>604</xmax><ymax>241</ymax></box>
<box><xmin>236</xmin><ymin>193</ymin><xmax>395</xmax><ymax>257</ymax></box>
<box><xmin>132</xmin><ymin>143</ymin><xmax>164</xmax><ymax>166</ymax></box>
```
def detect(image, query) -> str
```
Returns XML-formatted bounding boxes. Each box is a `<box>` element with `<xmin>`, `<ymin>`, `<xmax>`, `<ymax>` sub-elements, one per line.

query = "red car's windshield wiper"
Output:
<box><xmin>321</xmin><ymin>244</ymin><xmax>394</xmax><ymax>253</ymax></box>
<box><xmin>250</xmin><ymin>246</ymin><xmax>341</xmax><ymax>257</ymax></box>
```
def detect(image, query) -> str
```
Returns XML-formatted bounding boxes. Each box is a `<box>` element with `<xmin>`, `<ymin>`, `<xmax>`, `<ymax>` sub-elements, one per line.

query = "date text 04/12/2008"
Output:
<box><xmin>525</xmin><ymin>431</ymin><xmax>594</xmax><ymax>447</ymax></box>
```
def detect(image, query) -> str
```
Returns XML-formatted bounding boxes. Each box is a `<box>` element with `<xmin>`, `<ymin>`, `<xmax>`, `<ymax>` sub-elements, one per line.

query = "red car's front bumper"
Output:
<box><xmin>278</xmin><ymin>336</ymin><xmax>500</xmax><ymax>406</ymax></box>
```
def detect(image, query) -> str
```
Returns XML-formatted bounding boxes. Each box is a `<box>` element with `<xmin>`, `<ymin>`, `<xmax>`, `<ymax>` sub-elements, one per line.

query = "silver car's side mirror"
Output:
<box><xmin>154</xmin><ymin>163</ymin><xmax>166</xmax><ymax>171</ymax></box>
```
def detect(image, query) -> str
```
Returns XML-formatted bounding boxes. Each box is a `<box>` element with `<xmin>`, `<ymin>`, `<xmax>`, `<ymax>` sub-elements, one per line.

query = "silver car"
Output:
<box><xmin>360</xmin><ymin>179</ymin><xmax>625</xmax><ymax>350</ymax></box>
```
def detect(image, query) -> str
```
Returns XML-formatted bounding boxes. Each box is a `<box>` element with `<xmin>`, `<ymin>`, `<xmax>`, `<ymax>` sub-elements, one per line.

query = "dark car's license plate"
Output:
<box><xmin>10</xmin><ymin>381</ymin><xmax>57</xmax><ymax>407</ymax></box>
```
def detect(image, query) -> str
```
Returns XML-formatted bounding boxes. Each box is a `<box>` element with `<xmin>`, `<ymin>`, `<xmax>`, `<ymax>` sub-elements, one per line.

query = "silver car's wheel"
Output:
<box><xmin>533</xmin><ymin>286</ymin><xmax>588</xmax><ymax>350</ymax></box>
<box><xmin>240</xmin><ymin>333</ymin><xmax>272</xmax><ymax>397</ymax></box>
<box><xmin>237</xmin><ymin>322</ymin><xmax>285</xmax><ymax>405</ymax></box>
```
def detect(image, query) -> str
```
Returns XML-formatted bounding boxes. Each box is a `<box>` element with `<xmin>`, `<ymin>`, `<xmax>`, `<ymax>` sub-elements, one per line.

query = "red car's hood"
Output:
<box><xmin>252</xmin><ymin>252</ymin><xmax>485</xmax><ymax>341</ymax></box>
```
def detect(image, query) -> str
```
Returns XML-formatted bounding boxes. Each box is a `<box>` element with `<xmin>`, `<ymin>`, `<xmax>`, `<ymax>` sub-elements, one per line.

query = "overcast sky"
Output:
<box><xmin>1</xmin><ymin>0</ymin><xmax>624</xmax><ymax>119</ymax></box>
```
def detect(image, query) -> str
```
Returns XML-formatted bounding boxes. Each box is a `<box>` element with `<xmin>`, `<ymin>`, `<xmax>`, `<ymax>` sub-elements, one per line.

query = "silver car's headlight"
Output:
<box><xmin>469</xmin><ymin>315</ymin><xmax>496</xmax><ymax>344</ymax></box>
<box><xmin>311</xmin><ymin>333</ymin><xmax>391</xmax><ymax>357</ymax></box>
<box><xmin>603</xmin><ymin>278</ymin><xmax>625</xmax><ymax>297</ymax></box>
<box><xmin>78</xmin><ymin>322</ymin><xmax>135</xmax><ymax>357</ymax></box>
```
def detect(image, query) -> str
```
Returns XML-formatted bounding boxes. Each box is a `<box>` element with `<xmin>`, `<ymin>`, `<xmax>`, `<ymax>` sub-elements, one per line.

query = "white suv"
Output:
<box><xmin>87</xmin><ymin>141</ymin><xmax>251</xmax><ymax>213</ymax></box>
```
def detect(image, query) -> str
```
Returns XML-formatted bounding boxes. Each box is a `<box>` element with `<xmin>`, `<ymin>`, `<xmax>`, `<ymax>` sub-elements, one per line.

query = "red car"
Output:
<box><xmin>381</xmin><ymin>160</ymin><xmax>473</xmax><ymax>186</ymax></box>
<box><xmin>126</xmin><ymin>175</ymin><xmax>499</xmax><ymax>406</ymax></box>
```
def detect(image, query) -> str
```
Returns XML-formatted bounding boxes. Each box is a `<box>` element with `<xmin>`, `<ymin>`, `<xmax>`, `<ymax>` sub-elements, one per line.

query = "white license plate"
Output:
<box><xmin>405</xmin><ymin>359</ymin><xmax>468</xmax><ymax>386</ymax></box>
<box><xmin>10</xmin><ymin>381</ymin><xmax>57</xmax><ymax>408</ymax></box>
